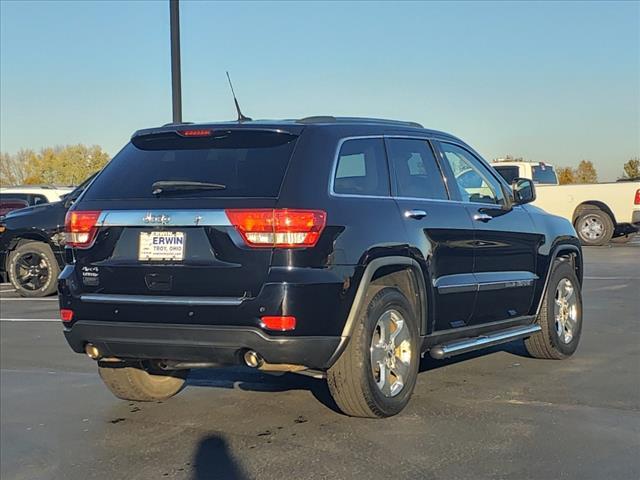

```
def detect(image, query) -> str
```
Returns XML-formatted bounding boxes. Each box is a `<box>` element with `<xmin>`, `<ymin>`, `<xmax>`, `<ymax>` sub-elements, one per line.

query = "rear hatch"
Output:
<box><xmin>69</xmin><ymin>128</ymin><xmax>301</xmax><ymax>299</ymax></box>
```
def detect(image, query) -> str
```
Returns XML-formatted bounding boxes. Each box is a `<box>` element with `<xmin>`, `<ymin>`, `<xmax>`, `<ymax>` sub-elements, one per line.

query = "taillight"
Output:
<box><xmin>261</xmin><ymin>315</ymin><xmax>297</xmax><ymax>331</ymax></box>
<box><xmin>60</xmin><ymin>309</ymin><xmax>74</xmax><ymax>322</ymax></box>
<box><xmin>635</xmin><ymin>189</ymin><xmax>640</xmax><ymax>205</ymax></box>
<box><xmin>65</xmin><ymin>210</ymin><xmax>101</xmax><ymax>248</ymax></box>
<box><xmin>225</xmin><ymin>209</ymin><xmax>326</xmax><ymax>248</ymax></box>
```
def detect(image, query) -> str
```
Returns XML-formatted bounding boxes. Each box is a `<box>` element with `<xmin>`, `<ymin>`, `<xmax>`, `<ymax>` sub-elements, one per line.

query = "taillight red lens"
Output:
<box><xmin>60</xmin><ymin>309</ymin><xmax>74</xmax><ymax>322</ymax></box>
<box><xmin>65</xmin><ymin>210</ymin><xmax>101</xmax><ymax>248</ymax></box>
<box><xmin>261</xmin><ymin>315</ymin><xmax>296</xmax><ymax>331</ymax></box>
<box><xmin>635</xmin><ymin>189</ymin><xmax>640</xmax><ymax>205</ymax></box>
<box><xmin>225</xmin><ymin>209</ymin><xmax>326</xmax><ymax>248</ymax></box>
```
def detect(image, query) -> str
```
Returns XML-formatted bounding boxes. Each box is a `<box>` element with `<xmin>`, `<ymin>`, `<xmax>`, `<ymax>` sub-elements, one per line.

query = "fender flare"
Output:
<box><xmin>325</xmin><ymin>256</ymin><xmax>428</xmax><ymax>367</ymax></box>
<box><xmin>535</xmin><ymin>243</ymin><xmax>582</xmax><ymax>316</ymax></box>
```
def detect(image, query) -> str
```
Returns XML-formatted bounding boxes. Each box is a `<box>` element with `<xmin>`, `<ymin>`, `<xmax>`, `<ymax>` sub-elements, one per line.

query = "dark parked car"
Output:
<box><xmin>59</xmin><ymin>118</ymin><xmax>583</xmax><ymax>417</ymax></box>
<box><xmin>0</xmin><ymin>175</ymin><xmax>96</xmax><ymax>296</ymax></box>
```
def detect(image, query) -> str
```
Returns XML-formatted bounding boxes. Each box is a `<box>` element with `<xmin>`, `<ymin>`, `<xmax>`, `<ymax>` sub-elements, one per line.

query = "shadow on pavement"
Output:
<box><xmin>186</xmin><ymin>339</ymin><xmax>530</xmax><ymax>413</ymax></box>
<box><xmin>193</xmin><ymin>435</ymin><xmax>248</xmax><ymax>480</ymax></box>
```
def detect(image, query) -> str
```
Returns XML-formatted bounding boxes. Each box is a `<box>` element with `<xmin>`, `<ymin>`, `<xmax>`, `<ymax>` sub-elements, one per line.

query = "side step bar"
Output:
<box><xmin>429</xmin><ymin>324</ymin><xmax>541</xmax><ymax>360</ymax></box>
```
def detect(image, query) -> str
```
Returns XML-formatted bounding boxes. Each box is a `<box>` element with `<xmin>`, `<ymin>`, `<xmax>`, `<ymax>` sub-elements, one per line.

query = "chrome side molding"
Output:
<box><xmin>429</xmin><ymin>324</ymin><xmax>541</xmax><ymax>359</ymax></box>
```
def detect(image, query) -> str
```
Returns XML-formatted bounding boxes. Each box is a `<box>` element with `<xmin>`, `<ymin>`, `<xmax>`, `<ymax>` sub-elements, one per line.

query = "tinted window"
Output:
<box><xmin>386</xmin><ymin>139</ymin><xmax>447</xmax><ymax>200</ymax></box>
<box><xmin>83</xmin><ymin>130</ymin><xmax>298</xmax><ymax>200</ymax></box>
<box><xmin>32</xmin><ymin>194</ymin><xmax>49</xmax><ymax>205</ymax></box>
<box><xmin>493</xmin><ymin>165</ymin><xmax>520</xmax><ymax>184</ymax></box>
<box><xmin>532</xmin><ymin>165</ymin><xmax>558</xmax><ymax>184</ymax></box>
<box><xmin>333</xmin><ymin>138</ymin><xmax>389</xmax><ymax>196</ymax></box>
<box><xmin>0</xmin><ymin>193</ymin><xmax>30</xmax><ymax>202</ymax></box>
<box><xmin>439</xmin><ymin>143</ymin><xmax>504</xmax><ymax>205</ymax></box>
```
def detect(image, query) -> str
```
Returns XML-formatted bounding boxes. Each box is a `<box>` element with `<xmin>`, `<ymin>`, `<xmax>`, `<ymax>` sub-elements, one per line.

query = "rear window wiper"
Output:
<box><xmin>151</xmin><ymin>180</ymin><xmax>227</xmax><ymax>195</ymax></box>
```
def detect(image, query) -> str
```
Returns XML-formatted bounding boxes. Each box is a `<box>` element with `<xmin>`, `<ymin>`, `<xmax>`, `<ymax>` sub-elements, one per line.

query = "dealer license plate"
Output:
<box><xmin>138</xmin><ymin>231</ymin><xmax>185</xmax><ymax>261</ymax></box>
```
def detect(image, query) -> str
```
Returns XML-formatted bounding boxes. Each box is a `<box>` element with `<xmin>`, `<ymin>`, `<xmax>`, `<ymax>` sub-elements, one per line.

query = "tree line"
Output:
<box><xmin>0</xmin><ymin>145</ymin><xmax>110</xmax><ymax>187</ymax></box>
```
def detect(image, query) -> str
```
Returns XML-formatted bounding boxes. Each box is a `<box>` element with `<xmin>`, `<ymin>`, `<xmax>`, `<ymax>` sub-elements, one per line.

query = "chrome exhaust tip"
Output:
<box><xmin>85</xmin><ymin>343</ymin><xmax>101</xmax><ymax>360</ymax></box>
<box><xmin>244</xmin><ymin>350</ymin><xmax>263</xmax><ymax>368</ymax></box>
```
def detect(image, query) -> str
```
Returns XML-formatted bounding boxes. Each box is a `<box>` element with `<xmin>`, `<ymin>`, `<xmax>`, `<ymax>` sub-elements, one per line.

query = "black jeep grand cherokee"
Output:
<box><xmin>59</xmin><ymin>117</ymin><xmax>583</xmax><ymax>418</ymax></box>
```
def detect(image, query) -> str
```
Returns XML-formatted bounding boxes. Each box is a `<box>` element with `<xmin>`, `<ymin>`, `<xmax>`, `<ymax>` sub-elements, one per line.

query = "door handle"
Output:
<box><xmin>473</xmin><ymin>213</ymin><xmax>493</xmax><ymax>222</ymax></box>
<box><xmin>404</xmin><ymin>209</ymin><xmax>427</xmax><ymax>219</ymax></box>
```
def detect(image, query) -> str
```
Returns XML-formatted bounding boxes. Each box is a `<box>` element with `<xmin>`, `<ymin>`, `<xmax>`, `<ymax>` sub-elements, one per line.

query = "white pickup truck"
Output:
<box><xmin>490</xmin><ymin>160</ymin><xmax>640</xmax><ymax>246</ymax></box>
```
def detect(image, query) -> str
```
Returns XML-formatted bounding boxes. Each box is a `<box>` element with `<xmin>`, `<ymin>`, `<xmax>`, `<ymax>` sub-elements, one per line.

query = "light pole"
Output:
<box><xmin>169</xmin><ymin>0</ymin><xmax>182</xmax><ymax>123</ymax></box>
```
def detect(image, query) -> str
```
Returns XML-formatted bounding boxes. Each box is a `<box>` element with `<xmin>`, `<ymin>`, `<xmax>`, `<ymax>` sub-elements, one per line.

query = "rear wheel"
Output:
<box><xmin>327</xmin><ymin>287</ymin><xmax>420</xmax><ymax>418</ymax></box>
<box><xmin>98</xmin><ymin>362</ymin><xmax>189</xmax><ymax>401</ymax></box>
<box><xmin>8</xmin><ymin>241</ymin><xmax>60</xmax><ymax>297</ymax></box>
<box><xmin>574</xmin><ymin>208</ymin><xmax>613</xmax><ymax>246</ymax></box>
<box><xmin>525</xmin><ymin>260</ymin><xmax>582</xmax><ymax>359</ymax></box>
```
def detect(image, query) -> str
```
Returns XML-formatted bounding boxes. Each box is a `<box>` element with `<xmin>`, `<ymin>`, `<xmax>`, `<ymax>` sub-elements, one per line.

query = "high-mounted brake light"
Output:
<box><xmin>65</xmin><ymin>210</ymin><xmax>101</xmax><ymax>248</ymax></box>
<box><xmin>635</xmin><ymin>189</ymin><xmax>640</xmax><ymax>206</ymax></box>
<box><xmin>177</xmin><ymin>129</ymin><xmax>212</xmax><ymax>137</ymax></box>
<box><xmin>225</xmin><ymin>209</ymin><xmax>326</xmax><ymax>248</ymax></box>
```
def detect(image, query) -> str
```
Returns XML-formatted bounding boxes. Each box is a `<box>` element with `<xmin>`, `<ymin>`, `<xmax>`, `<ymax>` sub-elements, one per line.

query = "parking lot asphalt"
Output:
<box><xmin>1</xmin><ymin>243</ymin><xmax>639</xmax><ymax>480</ymax></box>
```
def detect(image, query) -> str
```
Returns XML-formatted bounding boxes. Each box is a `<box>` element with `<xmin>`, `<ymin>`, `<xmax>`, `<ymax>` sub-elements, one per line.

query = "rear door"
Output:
<box><xmin>387</xmin><ymin>137</ymin><xmax>476</xmax><ymax>333</ymax></box>
<box><xmin>435</xmin><ymin>142</ymin><xmax>542</xmax><ymax>325</ymax></box>
<box><xmin>72</xmin><ymin>129</ymin><xmax>300</xmax><ymax>299</ymax></box>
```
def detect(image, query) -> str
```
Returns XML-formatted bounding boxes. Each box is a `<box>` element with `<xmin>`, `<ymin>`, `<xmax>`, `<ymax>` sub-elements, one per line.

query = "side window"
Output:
<box><xmin>333</xmin><ymin>138</ymin><xmax>389</xmax><ymax>196</ymax></box>
<box><xmin>386</xmin><ymin>139</ymin><xmax>448</xmax><ymax>200</ymax></box>
<box><xmin>439</xmin><ymin>143</ymin><xmax>504</xmax><ymax>205</ymax></box>
<box><xmin>32</xmin><ymin>194</ymin><xmax>49</xmax><ymax>205</ymax></box>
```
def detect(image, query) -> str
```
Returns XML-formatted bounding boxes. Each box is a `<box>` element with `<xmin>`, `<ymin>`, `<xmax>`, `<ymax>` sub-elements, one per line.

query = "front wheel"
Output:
<box><xmin>327</xmin><ymin>287</ymin><xmax>420</xmax><ymax>418</ymax></box>
<box><xmin>525</xmin><ymin>260</ymin><xmax>583</xmax><ymax>359</ymax></box>
<box><xmin>98</xmin><ymin>362</ymin><xmax>189</xmax><ymax>401</ymax></box>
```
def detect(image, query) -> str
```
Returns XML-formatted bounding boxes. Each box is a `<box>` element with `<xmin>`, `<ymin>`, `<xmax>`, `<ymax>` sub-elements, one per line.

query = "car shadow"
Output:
<box><xmin>193</xmin><ymin>434</ymin><xmax>248</xmax><ymax>480</ymax></box>
<box><xmin>186</xmin><ymin>340</ymin><xmax>531</xmax><ymax>414</ymax></box>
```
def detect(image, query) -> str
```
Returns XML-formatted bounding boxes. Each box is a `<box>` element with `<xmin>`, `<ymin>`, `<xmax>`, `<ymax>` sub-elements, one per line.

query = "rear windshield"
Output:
<box><xmin>532</xmin><ymin>165</ymin><xmax>557</xmax><ymax>184</ymax></box>
<box><xmin>83</xmin><ymin>130</ymin><xmax>298</xmax><ymax>200</ymax></box>
<box><xmin>493</xmin><ymin>165</ymin><xmax>520</xmax><ymax>184</ymax></box>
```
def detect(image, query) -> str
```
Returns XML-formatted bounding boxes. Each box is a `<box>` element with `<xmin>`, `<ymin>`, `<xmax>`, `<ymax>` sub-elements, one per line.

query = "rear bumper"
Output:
<box><xmin>632</xmin><ymin>210</ymin><xmax>640</xmax><ymax>226</ymax></box>
<box><xmin>64</xmin><ymin>320</ymin><xmax>342</xmax><ymax>369</ymax></box>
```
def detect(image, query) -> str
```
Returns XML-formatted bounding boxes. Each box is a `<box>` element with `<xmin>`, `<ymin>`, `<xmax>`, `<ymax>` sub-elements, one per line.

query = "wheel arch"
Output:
<box><xmin>572</xmin><ymin>201</ymin><xmax>616</xmax><ymax>226</ymax></box>
<box><xmin>535</xmin><ymin>243</ymin><xmax>583</xmax><ymax>316</ymax></box>
<box><xmin>326</xmin><ymin>256</ymin><xmax>428</xmax><ymax>367</ymax></box>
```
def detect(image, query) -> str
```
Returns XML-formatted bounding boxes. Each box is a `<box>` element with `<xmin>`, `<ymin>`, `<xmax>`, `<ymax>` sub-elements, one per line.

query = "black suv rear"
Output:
<box><xmin>60</xmin><ymin>117</ymin><xmax>583</xmax><ymax>417</ymax></box>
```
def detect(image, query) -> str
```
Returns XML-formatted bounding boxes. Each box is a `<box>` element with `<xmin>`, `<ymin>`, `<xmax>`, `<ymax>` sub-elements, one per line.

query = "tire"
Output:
<box><xmin>327</xmin><ymin>287</ymin><xmax>420</xmax><ymax>418</ymax></box>
<box><xmin>7</xmin><ymin>241</ymin><xmax>60</xmax><ymax>297</ymax></box>
<box><xmin>524</xmin><ymin>260</ymin><xmax>582</xmax><ymax>359</ymax></box>
<box><xmin>574</xmin><ymin>208</ymin><xmax>614</xmax><ymax>246</ymax></box>
<box><xmin>98</xmin><ymin>362</ymin><xmax>189</xmax><ymax>402</ymax></box>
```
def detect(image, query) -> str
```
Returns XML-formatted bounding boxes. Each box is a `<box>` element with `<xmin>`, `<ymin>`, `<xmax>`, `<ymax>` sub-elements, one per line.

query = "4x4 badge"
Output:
<box><xmin>143</xmin><ymin>213</ymin><xmax>171</xmax><ymax>225</ymax></box>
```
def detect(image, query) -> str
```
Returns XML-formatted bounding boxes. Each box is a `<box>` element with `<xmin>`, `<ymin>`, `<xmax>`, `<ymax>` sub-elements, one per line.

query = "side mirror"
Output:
<box><xmin>512</xmin><ymin>178</ymin><xmax>536</xmax><ymax>205</ymax></box>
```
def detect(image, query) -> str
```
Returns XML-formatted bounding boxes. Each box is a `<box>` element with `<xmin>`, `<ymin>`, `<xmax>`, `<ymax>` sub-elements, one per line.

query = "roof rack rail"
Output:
<box><xmin>297</xmin><ymin>116</ymin><xmax>423</xmax><ymax>128</ymax></box>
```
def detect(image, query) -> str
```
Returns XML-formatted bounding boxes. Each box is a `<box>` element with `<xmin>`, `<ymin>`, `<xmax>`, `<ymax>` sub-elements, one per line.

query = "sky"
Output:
<box><xmin>1</xmin><ymin>0</ymin><xmax>638</xmax><ymax>181</ymax></box>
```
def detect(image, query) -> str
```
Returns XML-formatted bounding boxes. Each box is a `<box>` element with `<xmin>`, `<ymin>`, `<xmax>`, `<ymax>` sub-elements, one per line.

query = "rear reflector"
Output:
<box><xmin>65</xmin><ymin>210</ymin><xmax>101</xmax><ymax>248</ymax></box>
<box><xmin>225</xmin><ymin>209</ymin><xmax>326</xmax><ymax>248</ymax></box>
<box><xmin>261</xmin><ymin>316</ymin><xmax>296</xmax><ymax>331</ymax></box>
<box><xmin>60</xmin><ymin>309</ymin><xmax>74</xmax><ymax>322</ymax></box>
<box><xmin>177</xmin><ymin>129</ymin><xmax>212</xmax><ymax>137</ymax></box>
<box><xmin>635</xmin><ymin>189</ymin><xmax>640</xmax><ymax>205</ymax></box>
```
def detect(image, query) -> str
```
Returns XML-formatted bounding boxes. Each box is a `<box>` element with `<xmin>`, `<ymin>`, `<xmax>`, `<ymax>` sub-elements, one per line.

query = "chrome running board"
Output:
<box><xmin>429</xmin><ymin>324</ymin><xmax>541</xmax><ymax>360</ymax></box>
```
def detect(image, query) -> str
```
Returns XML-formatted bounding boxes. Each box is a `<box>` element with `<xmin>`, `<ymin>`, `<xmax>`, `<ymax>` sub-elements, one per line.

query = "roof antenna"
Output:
<box><xmin>226</xmin><ymin>71</ymin><xmax>252</xmax><ymax>122</ymax></box>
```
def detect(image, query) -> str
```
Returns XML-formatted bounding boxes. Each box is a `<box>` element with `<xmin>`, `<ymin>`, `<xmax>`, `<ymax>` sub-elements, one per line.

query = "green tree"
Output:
<box><xmin>556</xmin><ymin>166</ymin><xmax>575</xmax><ymax>185</ymax></box>
<box><xmin>622</xmin><ymin>157</ymin><xmax>640</xmax><ymax>180</ymax></box>
<box><xmin>574</xmin><ymin>160</ymin><xmax>598</xmax><ymax>184</ymax></box>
